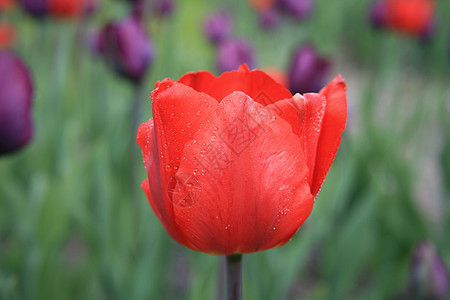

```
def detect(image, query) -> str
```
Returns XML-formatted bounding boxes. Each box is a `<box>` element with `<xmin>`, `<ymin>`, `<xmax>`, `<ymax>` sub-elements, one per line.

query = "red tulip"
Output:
<box><xmin>137</xmin><ymin>65</ymin><xmax>347</xmax><ymax>255</ymax></box>
<box><xmin>0</xmin><ymin>0</ymin><xmax>15</xmax><ymax>11</ymax></box>
<box><xmin>48</xmin><ymin>0</ymin><xmax>96</xmax><ymax>18</ymax></box>
<box><xmin>370</xmin><ymin>0</ymin><xmax>435</xmax><ymax>37</ymax></box>
<box><xmin>248</xmin><ymin>0</ymin><xmax>275</xmax><ymax>12</ymax></box>
<box><xmin>0</xmin><ymin>22</ymin><xmax>16</xmax><ymax>49</ymax></box>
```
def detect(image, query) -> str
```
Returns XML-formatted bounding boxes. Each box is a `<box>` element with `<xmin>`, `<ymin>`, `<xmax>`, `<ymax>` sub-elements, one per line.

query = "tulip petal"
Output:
<box><xmin>178</xmin><ymin>65</ymin><xmax>292</xmax><ymax>105</ymax></box>
<box><xmin>137</xmin><ymin>119</ymin><xmax>189</xmax><ymax>248</ymax></box>
<box><xmin>173</xmin><ymin>91</ymin><xmax>313</xmax><ymax>255</ymax></box>
<box><xmin>310</xmin><ymin>75</ymin><xmax>347</xmax><ymax>196</ymax></box>
<box><xmin>266</xmin><ymin>93</ymin><xmax>326</xmax><ymax>189</ymax></box>
<box><xmin>178</xmin><ymin>70</ymin><xmax>217</xmax><ymax>96</ymax></box>
<box><xmin>139</xmin><ymin>79</ymin><xmax>222</xmax><ymax>251</ymax></box>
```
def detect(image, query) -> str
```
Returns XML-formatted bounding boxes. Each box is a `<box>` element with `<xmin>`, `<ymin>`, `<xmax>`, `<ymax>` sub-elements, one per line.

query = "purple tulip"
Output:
<box><xmin>19</xmin><ymin>0</ymin><xmax>49</xmax><ymax>18</ymax></box>
<box><xmin>410</xmin><ymin>242</ymin><xmax>449</xmax><ymax>299</ymax></box>
<box><xmin>154</xmin><ymin>0</ymin><xmax>174</xmax><ymax>17</ymax></box>
<box><xmin>288</xmin><ymin>44</ymin><xmax>330</xmax><ymax>94</ymax></box>
<box><xmin>95</xmin><ymin>17</ymin><xmax>154</xmax><ymax>83</ymax></box>
<box><xmin>277</xmin><ymin>0</ymin><xmax>313</xmax><ymax>20</ymax></box>
<box><xmin>204</xmin><ymin>11</ymin><xmax>233</xmax><ymax>44</ymax></box>
<box><xmin>369</xmin><ymin>1</ymin><xmax>388</xmax><ymax>28</ymax></box>
<box><xmin>0</xmin><ymin>50</ymin><xmax>34</xmax><ymax>155</ymax></box>
<box><xmin>83</xmin><ymin>0</ymin><xmax>100</xmax><ymax>16</ymax></box>
<box><xmin>216</xmin><ymin>38</ymin><xmax>255</xmax><ymax>73</ymax></box>
<box><xmin>258</xmin><ymin>8</ymin><xmax>280</xmax><ymax>30</ymax></box>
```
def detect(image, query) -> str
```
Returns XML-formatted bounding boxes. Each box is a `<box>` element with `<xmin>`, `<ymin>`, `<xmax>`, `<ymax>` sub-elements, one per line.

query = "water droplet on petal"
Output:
<box><xmin>185</xmin><ymin>183</ymin><xmax>193</xmax><ymax>191</ymax></box>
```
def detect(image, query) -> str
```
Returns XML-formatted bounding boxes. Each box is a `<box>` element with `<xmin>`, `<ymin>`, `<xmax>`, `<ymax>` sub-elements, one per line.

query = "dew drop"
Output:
<box><xmin>185</xmin><ymin>183</ymin><xmax>193</xmax><ymax>191</ymax></box>
<box><xmin>196</xmin><ymin>110</ymin><xmax>201</xmax><ymax>115</ymax></box>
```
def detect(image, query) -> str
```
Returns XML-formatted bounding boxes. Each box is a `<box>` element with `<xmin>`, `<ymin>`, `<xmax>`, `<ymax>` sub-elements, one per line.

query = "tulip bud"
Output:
<box><xmin>369</xmin><ymin>1</ymin><xmax>387</xmax><ymax>28</ymax></box>
<box><xmin>48</xmin><ymin>0</ymin><xmax>84</xmax><ymax>17</ymax></box>
<box><xmin>0</xmin><ymin>50</ymin><xmax>34</xmax><ymax>155</ymax></box>
<box><xmin>0</xmin><ymin>22</ymin><xmax>16</xmax><ymax>49</ymax></box>
<box><xmin>368</xmin><ymin>0</ymin><xmax>435</xmax><ymax>39</ymax></box>
<box><xmin>216</xmin><ymin>39</ymin><xmax>255</xmax><ymax>73</ymax></box>
<box><xmin>277</xmin><ymin>0</ymin><xmax>313</xmax><ymax>20</ymax></box>
<box><xmin>410</xmin><ymin>242</ymin><xmax>449</xmax><ymax>300</ymax></box>
<box><xmin>0</xmin><ymin>0</ymin><xmax>16</xmax><ymax>11</ymax></box>
<box><xmin>248</xmin><ymin>0</ymin><xmax>275</xmax><ymax>12</ymax></box>
<box><xmin>95</xmin><ymin>17</ymin><xmax>154</xmax><ymax>83</ymax></box>
<box><xmin>153</xmin><ymin>0</ymin><xmax>174</xmax><ymax>17</ymax></box>
<box><xmin>83</xmin><ymin>0</ymin><xmax>98</xmax><ymax>16</ymax></box>
<box><xmin>258</xmin><ymin>8</ymin><xmax>280</xmax><ymax>30</ymax></box>
<box><xmin>48</xmin><ymin>0</ymin><xmax>98</xmax><ymax>18</ymax></box>
<box><xmin>19</xmin><ymin>0</ymin><xmax>49</xmax><ymax>18</ymax></box>
<box><xmin>288</xmin><ymin>44</ymin><xmax>330</xmax><ymax>94</ymax></box>
<box><xmin>203</xmin><ymin>11</ymin><xmax>232</xmax><ymax>45</ymax></box>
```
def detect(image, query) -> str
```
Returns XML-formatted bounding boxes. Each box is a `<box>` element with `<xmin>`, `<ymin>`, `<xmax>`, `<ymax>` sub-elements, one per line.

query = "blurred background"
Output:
<box><xmin>0</xmin><ymin>0</ymin><xmax>449</xmax><ymax>299</ymax></box>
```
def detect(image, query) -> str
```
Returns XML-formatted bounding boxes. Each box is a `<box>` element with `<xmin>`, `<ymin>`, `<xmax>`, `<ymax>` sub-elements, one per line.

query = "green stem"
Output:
<box><xmin>226</xmin><ymin>254</ymin><xmax>242</xmax><ymax>300</ymax></box>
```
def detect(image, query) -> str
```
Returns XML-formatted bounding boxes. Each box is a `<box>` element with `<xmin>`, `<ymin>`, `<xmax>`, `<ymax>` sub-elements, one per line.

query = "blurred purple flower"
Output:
<box><xmin>204</xmin><ymin>11</ymin><xmax>232</xmax><ymax>45</ymax></box>
<box><xmin>277</xmin><ymin>0</ymin><xmax>313</xmax><ymax>20</ymax></box>
<box><xmin>83</xmin><ymin>0</ymin><xmax>99</xmax><ymax>16</ymax></box>
<box><xmin>0</xmin><ymin>50</ymin><xmax>34</xmax><ymax>155</ymax></box>
<box><xmin>154</xmin><ymin>0</ymin><xmax>174</xmax><ymax>17</ymax></box>
<box><xmin>94</xmin><ymin>17</ymin><xmax>154</xmax><ymax>83</ymax></box>
<box><xmin>410</xmin><ymin>242</ymin><xmax>449</xmax><ymax>300</ymax></box>
<box><xmin>19</xmin><ymin>0</ymin><xmax>49</xmax><ymax>18</ymax></box>
<box><xmin>288</xmin><ymin>44</ymin><xmax>330</xmax><ymax>94</ymax></box>
<box><xmin>258</xmin><ymin>8</ymin><xmax>280</xmax><ymax>30</ymax></box>
<box><xmin>216</xmin><ymin>38</ymin><xmax>255</xmax><ymax>73</ymax></box>
<box><xmin>369</xmin><ymin>1</ymin><xmax>387</xmax><ymax>28</ymax></box>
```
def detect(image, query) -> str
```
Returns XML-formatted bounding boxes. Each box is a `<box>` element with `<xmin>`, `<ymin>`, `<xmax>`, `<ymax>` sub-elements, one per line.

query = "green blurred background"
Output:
<box><xmin>1</xmin><ymin>0</ymin><xmax>450</xmax><ymax>299</ymax></box>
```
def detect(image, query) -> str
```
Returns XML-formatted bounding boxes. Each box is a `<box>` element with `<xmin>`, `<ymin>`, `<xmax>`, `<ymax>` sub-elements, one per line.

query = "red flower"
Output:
<box><xmin>48</xmin><ymin>0</ymin><xmax>96</xmax><ymax>18</ymax></box>
<box><xmin>0</xmin><ymin>0</ymin><xmax>15</xmax><ymax>11</ymax></box>
<box><xmin>370</xmin><ymin>0</ymin><xmax>435</xmax><ymax>37</ymax></box>
<box><xmin>137</xmin><ymin>65</ymin><xmax>347</xmax><ymax>255</ymax></box>
<box><xmin>0</xmin><ymin>22</ymin><xmax>16</xmax><ymax>49</ymax></box>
